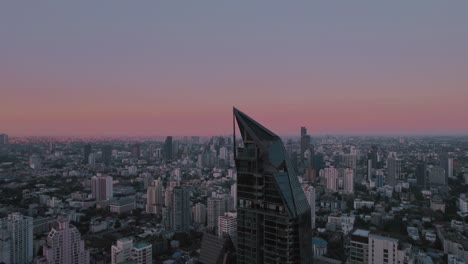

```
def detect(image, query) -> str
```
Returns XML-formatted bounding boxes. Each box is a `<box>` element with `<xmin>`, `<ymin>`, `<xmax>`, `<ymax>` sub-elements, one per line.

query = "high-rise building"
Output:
<box><xmin>0</xmin><ymin>213</ymin><xmax>33</xmax><ymax>264</ymax></box>
<box><xmin>386</xmin><ymin>157</ymin><xmax>401</xmax><ymax>186</ymax></box>
<box><xmin>231</xmin><ymin>171</ymin><xmax>237</xmax><ymax>211</ymax></box>
<box><xmin>447</xmin><ymin>158</ymin><xmax>454</xmax><ymax>178</ymax></box>
<box><xmin>169</xmin><ymin>187</ymin><xmax>191</xmax><ymax>231</ymax></box>
<box><xmin>303</xmin><ymin>185</ymin><xmax>316</xmax><ymax>229</ymax></box>
<box><xmin>88</xmin><ymin>153</ymin><xmax>96</xmax><ymax>165</ymax></box>
<box><xmin>346</xmin><ymin>229</ymin><xmax>370</xmax><ymax>264</ymax></box>
<box><xmin>193</xmin><ymin>203</ymin><xmax>207</xmax><ymax>225</ymax></box>
<box><xmin>375</xmin><ymin>171</ymin><xmax>384</xmax><ymax>188</ymax></box>
<box><xmin>343</xmin><ymin>168</ymin><xmax>354</xmax><ymax>194</ymax></box>
<box><xmin>39</xmin><ymin>217</ymin><xmax>90</xmax><ymax>264</ymax></box>
<box><xmin>369</xmin><ymin>146</ymin><xmax>378</xmax><ymax>169</ymax></box>
<box><xmin>218</xmin><ymin>212</ymin><xmax>237</xmax><ymax>244</ymax></box>
<box><xmin>234</xmin><ymin>108</ymin><xmax>312</xmax><ymax>264</ymax></box>
<box><xmin>146</xmin><ymin>178</ymin><xmax>164</xmax><ymax>215</ymax></box>
<box><xmin>368</xmin><ymin>234</ymin><xmax>405</xmax><ymax>264</ymax></box>
<box><xmin>164</xmin><ymin>136</ymin><xmax>173</xmax><ymax>160</ymax></box>
<box><xmin>429</xmin><ymin>166</ymin><xmax>447</xmax><ymax>186</ymax></box>
<box><xmin>323</xmin><ymin>167</ymin><xmax>338</xmax><ymax>192</ymax></box>
<box><xmin>131</xmin><ymin>144</ymin><xmax>140</xmax><ymax>159</ymax></box>
<box><xmin>416</xmin><ymin>161</ymin><xmax>427</xmax><ymax>188</ymax></box>
<box><xmin>111</xmin><ymin>237</ymin><xmax>152</xmax><ymax>264</ymax></box>
<box><xmin>367</xmin><ymin>158</ymin><xmax>373</xmax><ymax>183</ymax></box>
<box><xmin>102</xmin><ymin>145</ymin><xmax>112</xmax><ymax>165</ymax></box>
<box><xmin>92</xmin><ymin>174</ymin><xmax>113</xmax><ymax>201</ymax></box>
<box><xmin>207</xmin><ymin>197</ymin><xmax>225</xmax><ymax>232</ymax></box>
<box><xmin>0</xmin><ymin>133</ymin><xmax>8</xmax><ymax>145</ymax></box>
<box><xmin>83</xmin><ymin>144</ymin><xmax>92</xmax><ymax>164</ymax></box>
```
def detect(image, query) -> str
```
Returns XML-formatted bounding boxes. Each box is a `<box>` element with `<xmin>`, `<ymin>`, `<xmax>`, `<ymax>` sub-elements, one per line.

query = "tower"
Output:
<box><xmin>164</xmin><ymin>136</ymin><xmax>173</xmax><ymax>160</ymax></box>
<box><xmin>92</xmin><ymin>175</ymin><xmax>113</xmax><ymax>201</ymax></box>
<box><xmin>170</xmin><ymin>187</ymin><xmax>191</xmax><ymax>231</ymax></box>
<box><xmin>146</xmin><ymin>178</ymin><xmax>164</xmax><ymax>215</ymax></box>
<box><xmin>0</xmin><ymin>213</ymin><xmax>33</xmax><ymax>264</ymax></box>
<box><xmin>83</xmin><ymin>144</ymin><xmax>92</xmax><ymax>164</ymax></box>
<box><xmin>40</xmin><ymin>217</ymin><xmax>90</xmax><ymax>264</ymax></box>
<box><xmin>233</xmin><ymin>108</ymin><xmax>312</xmax><ymax>264</ymax></box>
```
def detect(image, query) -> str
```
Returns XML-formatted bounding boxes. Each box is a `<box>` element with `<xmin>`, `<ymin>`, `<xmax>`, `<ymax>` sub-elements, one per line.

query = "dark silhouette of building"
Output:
<box><xmin>416</xmin><ymin>161</ymin><xmax>427</xmax><ymax>188</ymax></box>
<box><xmin>102</xmin><ymin>145</ymin><xmax>112</xmax><ymax>165</ymax></box>
<box><xmin>164</xmin><ymin>136</ymin><xmax>173</xmax><ymax>160</ymax></box>
<box><xmin>83</xmin><ymin>144</ymin><xmax>91</xmax><ymax>164</ymax></box>
<box><xmin>369</xmin><ymin>145</ymin><xmax>378</xmax><ymax>169</ymax></box>
<box><xmin>233</xmin><ymin>108</ymin><xmax>312</xmax><ymax>264</ymax></box>
<box><xmin>199</xmin><ymin>232</ymin><xmax>236</xmax><ymax>264</ymax></box>
<box><xmin>131</xmin><ymin>144</ymin><xmax>140</xmax><ymax>159</ymax></box>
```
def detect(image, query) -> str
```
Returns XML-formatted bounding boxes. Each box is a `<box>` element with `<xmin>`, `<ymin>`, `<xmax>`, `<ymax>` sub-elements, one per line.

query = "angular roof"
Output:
<box><xmin>233</xmin><ymin>107</ymin><xmax>310</xmax><ymax>218</ymax></box>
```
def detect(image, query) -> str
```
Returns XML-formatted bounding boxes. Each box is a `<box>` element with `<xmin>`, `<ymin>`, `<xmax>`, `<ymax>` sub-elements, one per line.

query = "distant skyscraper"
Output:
<box><xmin>447</xmin><ymin>158</ymin><xmax>454</xmax><ymax>178</ymax></box>
<box><xmin>323</xmin><ymin>167</ymin><xmax>338</xmax><ymax>192</ymax></box>
<box><xmin>193</xmin><ymin>203</ymin><xmax>207</xmax><ymax>225</ymax></box>
<box><xmin>102</xmin><ymin>145</ymin><xmax>112</xmax><ymax>165</ymax></box>
<box><xmin>369</xmin><ymin>146</ymin><xmax>378</xmax><ymax>169</ymax></box>
<box><xmin>164</xmin><ymin>136</ymin><xmax>173</xmax><ymax>160</ymax></box>
<box><xmin>170</xmin><ymin>187</ymin><xmax>191</xmax><ymax>231</ymax></box>
<box><xmin>88</xmin><ymin>153</ymin><xmax>96</xmax><ymax>165</ymax></box>
<box><xmin>429</xmin><ymin>166</ymin><xmax>447</xmax><ymax>186</ymax></box>
<box><xmin>207</xmin><ymin>197</ymin><xmax>225</xmax><ymax>232</ymax></box>
<box><xmin>92</xmin><ymin>175</ymin><xmax>113</xmax><ymax>201</ymax></box>
<box><xmin>83</xmin><ymin>143</ymin><xmax>92</xmax><ymax>164</ymax></box>
<box><xmin>386</xmin><ymin>157</ymin><xmax>401</xmax><ymax>186</ymax></box>
<box><xmin>131</xmin><ymin>143</ymin><xmax>140</xmax><ymax>159</ymax></box>
<box><xmin>301</xmin><ymin>126</ymin><xmax>307</xmax><ymax>137</ymax></box>
<box><xmin>40</xmin><ymin>217</ymin><xmax>90</xmax><ymax>264</ymax></box>
<box><xmin>234</xmin><ymin>108</ymin><xmax>312</xmax><ymax>264</ymax></box>
<box><xmin>0</xmin><ymin>213</ymin><xmax>33</xmax><ymax>264</ymax></box>
<box><xmin>375</xmin><ymin>171</ymin><xmax>384</xmax><ymax>188</ymax></box>
<box><xmin>146</xmin><ymin>178</ymin><xmax>164</xmax><ymax>215</ymax></box>
<box><xmin>416</xmin><ymin>161</ymin><xmax>427</xmax><ymax>188</ymax></box>
<box><xmin>0</xmin><ymin>133</ymin><xmax>8</xmax><ymax>145</ymax></box>
<box><xmin>367</xmin><ymin>158</ymin><xmax>373</xmax><ymax>183</ymax></box>
<box><xmin>303</xmin><ymin>185</ymin><xmax>316</xmax><ymax>229</ymax></box>
<box><xmin>343</xmin><ymin>168</ymin><xmax>354</xmax><ymax>194</ymax></box>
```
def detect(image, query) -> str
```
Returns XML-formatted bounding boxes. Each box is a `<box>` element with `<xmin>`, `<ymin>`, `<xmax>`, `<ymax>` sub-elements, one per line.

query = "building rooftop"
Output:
<box><xmin>134</xmin><ymin>241</ymin><xmax>151</xmax><ymax>249</ymax></box>
<box><xmin>312</xmin><ymin>237</ymin><xmax>328</xmax><ymax>247</ymax></box>
<box><xmin>352</xmin><ymin>229</ymin><xmax>370</xmax><ymax>237</ymax></box>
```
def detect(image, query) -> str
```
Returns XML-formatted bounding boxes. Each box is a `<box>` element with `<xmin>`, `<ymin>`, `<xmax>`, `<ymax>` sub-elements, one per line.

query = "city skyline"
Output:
<box><xmin>2</xmin><ymin>1</ymin><xmax>468</xmax><ymax>137</ymax></box>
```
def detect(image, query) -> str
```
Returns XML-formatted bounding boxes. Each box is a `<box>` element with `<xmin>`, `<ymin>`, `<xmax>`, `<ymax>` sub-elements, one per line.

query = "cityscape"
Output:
<box><xmin>2</xmin><ymin>1</ymin><xmax>468</xmax><ymax>264</ymax></box>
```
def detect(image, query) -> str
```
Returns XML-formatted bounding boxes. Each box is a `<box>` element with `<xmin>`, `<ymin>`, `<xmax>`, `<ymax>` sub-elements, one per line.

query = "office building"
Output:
<box><xmin>193</xmin><ymin>203</ymin><xmax>207</xmax><ymax>225</ymax></box>
<box><xmin>146</xmin><ymin>178</ymin><xmax>164</xmax><ymax>215</ymax></box>
<box><xmin>170</xmin><ymin>187</ymin><xmax>191</xmax><ymax>231</ymax></box>
<box><xmin>416</xmin><ymin>161</ymin><xmax>427</xmax><ymax>188</ymax></box>
<box><xmin>132</xmin><ymin>143</ymin><xmax>140</xmax><ymax>159</ymax></box>
<box><xmin>429</xmin><ymin>166</ymin><xmax>447</xmax><ymax>186</ymax></box>
<box><xmin>386</xmin><ymin>157</ymin><xmax>401</xmax><ymax>186</ymax></box>
<box><xmin>343</xmin><ymin>168</ymin><xmax>354</xmax><ymax>194</ymax></box>
<box><xmin>234</xmin><ymin>108</ymin><xmax>312</xmax><ymax>264</ymax></box>
<box><xmin>323</xmin><ymin>167</ymin><xmax>338</xmax><ymax>192</ymax></box>
<box><xmin>92</xmin><ymin>174</ymin><xmax>113</xmax><ymax>201</ymax></box>
<box><xmin>111</xmin><ymin>237</ymin><xmax>152</xmax><ymax>264</ymax></box>
<box><xmin>0</xmin><ymin>133</ymin><xmax>8</xmax><ymax>145</ymax></box>
<box><xmin>207</xmin><ymin>197</ymin><xmax>225</xmax><ymax>232</ymax></box>
<box><xmin>83</xmin><ymin>144</ymin><xmax>92</xmax><ymax>164</ymax></box>
<box><xmin>368</xmin><ymin>234</ymin><xmax>407</xmax><ymax>264</ymax></box>
<box><xmin>347</xmin><ymin>229</ymin><xmax>369</xmax><ymax>264</ymax></box>
<box><xmin>0</xmin><ymin>213</ymin><xmax>33</xmax><ymax>264</ymax></box>
<box><xmin>303</xmin><ymin>185</ymin><xmax>316</xmax><ymax>229</ymax></box>
<box><xmin>164</xmin><ymin>136</ymin><xmax>173</xmax><ymax>160</ymax></box>
<box><xmin>40</xmin><ymin>217</ymin><xmax>90</xmax><ymax>264</ymax></box>
<box><xmin>218</xmin><ymin>212</ymin><xmax>237</xmax><ymax>244</ymax></box>
<box><xmin>102</xmin><ymin>145</ymin><xmax>112</xmax><ymax>165</ymax></box>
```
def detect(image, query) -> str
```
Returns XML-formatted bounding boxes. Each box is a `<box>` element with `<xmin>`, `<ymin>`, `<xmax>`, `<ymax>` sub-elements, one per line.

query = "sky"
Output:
<box><xmin>1</xmin><ymin>1</ymin><xmax>468</xmax><ymax>137</ymax></box>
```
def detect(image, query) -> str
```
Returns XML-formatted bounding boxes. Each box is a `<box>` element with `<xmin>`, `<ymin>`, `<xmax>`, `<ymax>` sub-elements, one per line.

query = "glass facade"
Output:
<box><xmin>234</xmin><ymin>108</ymin><xmax>312</xmax><ymax>264</ymax></box>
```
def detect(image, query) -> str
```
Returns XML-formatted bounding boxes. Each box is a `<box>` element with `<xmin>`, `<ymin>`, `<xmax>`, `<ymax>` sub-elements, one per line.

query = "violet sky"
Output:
<box><xmin>1</xmin><ymin>1</ymin><xmax>468</xmax><ymax>136</ymax></box>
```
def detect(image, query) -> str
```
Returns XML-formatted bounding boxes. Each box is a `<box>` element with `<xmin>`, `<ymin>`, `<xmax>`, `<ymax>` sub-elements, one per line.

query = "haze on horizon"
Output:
<box><xmin>1</xmin><ymin>1</ymin><xmax>468</xmax><ymax>137</ymax></box>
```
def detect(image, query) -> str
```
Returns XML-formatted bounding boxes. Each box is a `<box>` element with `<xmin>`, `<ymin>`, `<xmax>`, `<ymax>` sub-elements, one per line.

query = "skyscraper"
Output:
<box><xmin>146</xmin><ymin>178</ymin><xmax>164</xmax><ymax>215</ymax></box>
<box><xmin>0</xmin><ymin>213</ymin><xmax>33</xmax><ymax>264</ymax></box>
<box><xmin>39</xmin><ymin>217</ymin><xmax>90</xmax><ymax>264</ymax></box>
<box><xmin>323</xmin><ymin>167</ymin><xmax>338</xmax><ymax>192</ymax></box>
<box><xmin>170</xmin><ymin>187</ymin><xmax>191</xmax><ymax>231</ymax></box>
<box><xmin>303</xmin><ymin>185</ymin><xmax>316</xmax><ymax>229</ymax></box>
<box><xmin>92</xmin><ymin>174</ymin><xmax>113</xmax><ymax>201</ymax></box>
<box><xmin>416</xmin><ymin>161</ymin><xmax>427</xmax><ymax>188</ymax></box>
<box><xmin>0</xmin><ymin>133</ymin><xmax>8</xmax><ymax>145</ymax></box>
<box><xmin>369</xmin><ymin>146</ymin><xmax>378</xmax><ymax>169</ymax></box>
<box><xmin>83</xmin><ymin>143</ymin><xmax>92</xmax><ymax>164</ymax></box>
<box><xmin>131</xmin><ymin>143</ymin><xmax>140</xmax><ymax>159</ymax></box>
<box><xmin>207</xmin><ymin>197</ymin><xmax>225</xmax><ymax>232</ymax></box>
<box><xmin>111</xmin><ymin>237</ymin><xmax>152</xmax><ymax>264</ymax></box>
<box><xmin>343</xmin><ymin>168</ymin><xmax>354</xmax><ymax>194</ymax></box>
<box><xmin>218</xmin><ymin>212</ymin><xmax>237</xmax><ymax>244</ymax></box>
<box><xmin>233</xmin><ymin>108</ymin><xmax>312</xmax><ymax>264</ymax></box>
<box><xmin>193</xmin><ymin>203</ymin><xmax>207</xmax><ymax>225</ymax></box>
<box><xmin>164</xmin><ymin>136</ymin><xmax>173</xmax><ymax>160</ymax></box>
<box><xmin>386</xmin><ymin>157</ymin><xmax>401</xmax><ymax>186</ymax></box>
<box><xmin>102</xmin><ymin>145</ymin><xmax>112</xmax><ymax>165</ymax></box>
